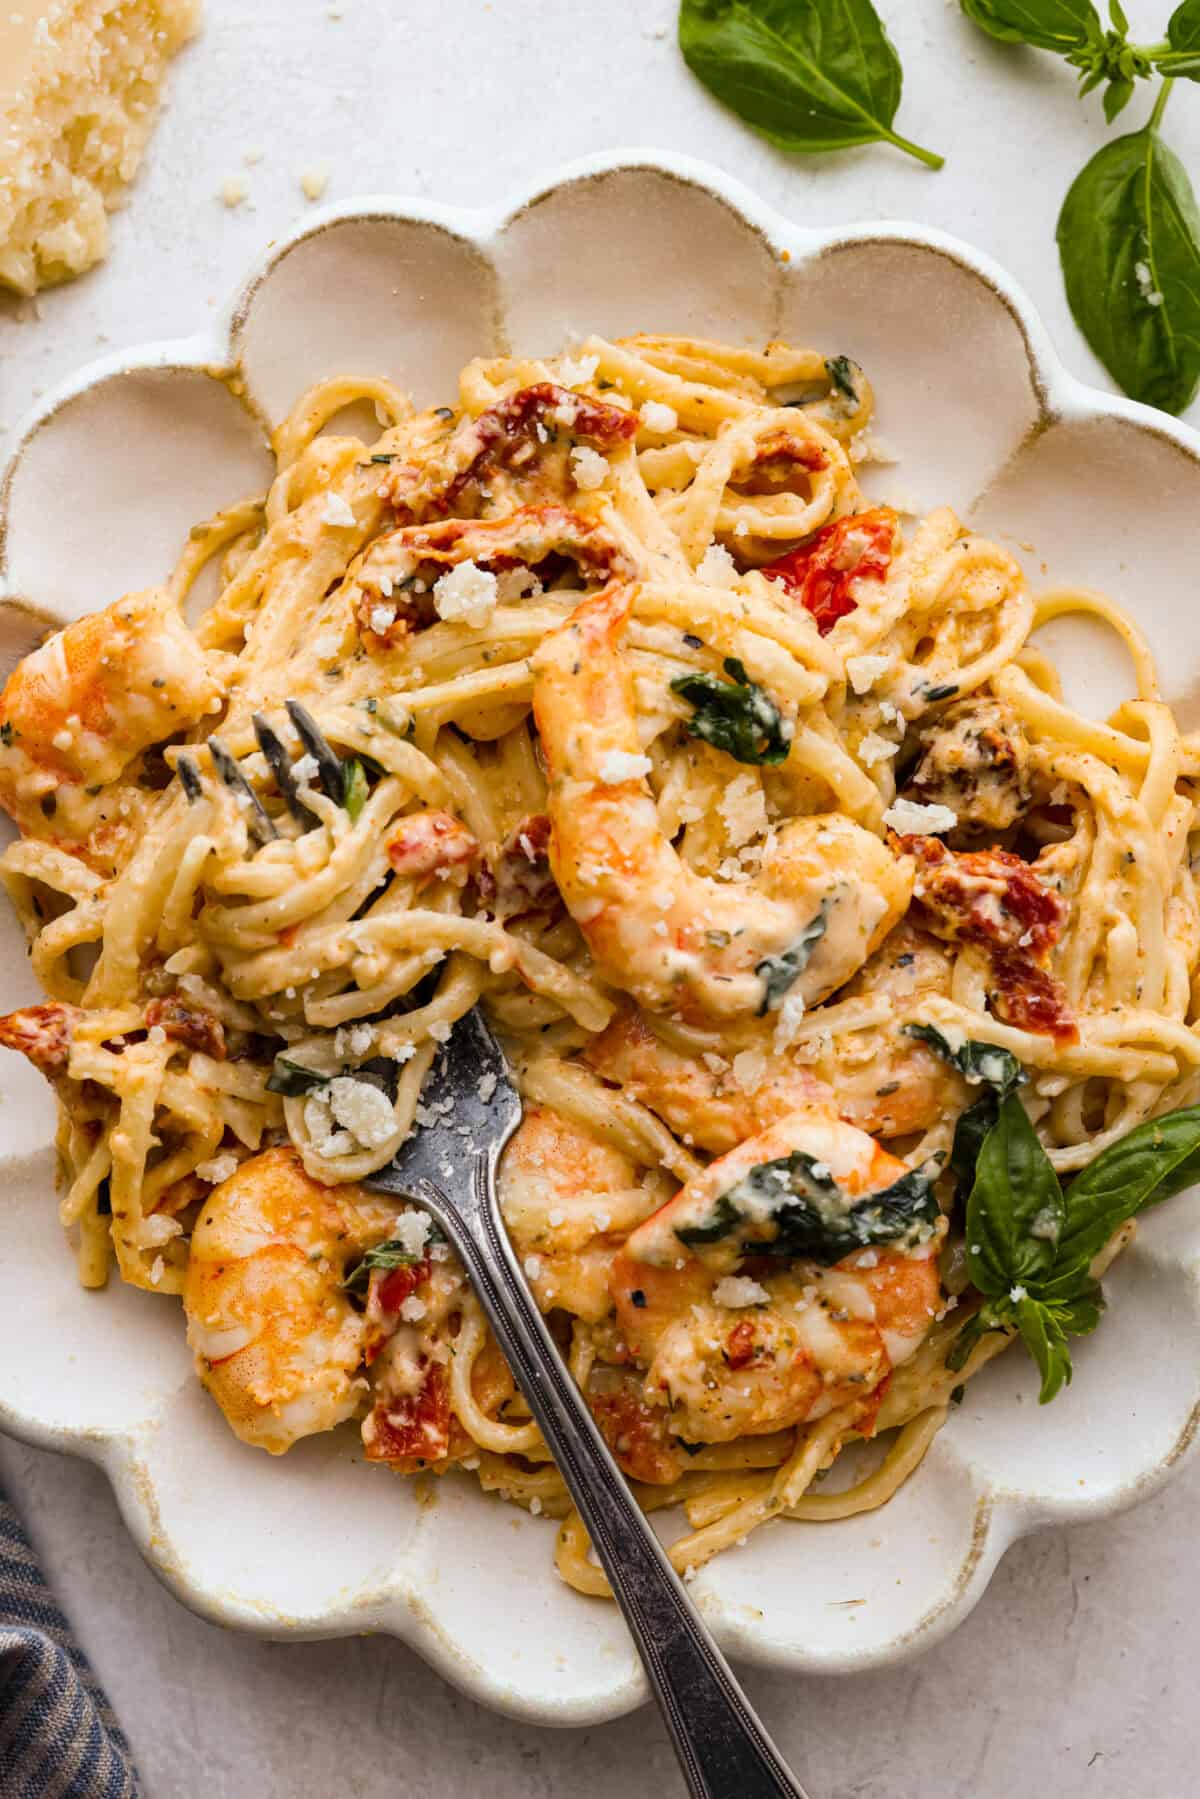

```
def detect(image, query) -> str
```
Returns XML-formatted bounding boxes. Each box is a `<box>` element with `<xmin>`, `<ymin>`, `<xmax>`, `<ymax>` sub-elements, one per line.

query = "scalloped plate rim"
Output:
<box><xmin>3</xmin><ymin>148</ymin><xmax>1200</xmax><ymax>1723</ymax></box>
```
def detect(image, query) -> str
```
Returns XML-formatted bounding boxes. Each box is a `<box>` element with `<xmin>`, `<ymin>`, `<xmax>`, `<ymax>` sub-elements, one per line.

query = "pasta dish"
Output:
<box><xmin>3</xmin><ymin>332</ymin><xmax>1199</xmax><ymax>1595</ymax></box>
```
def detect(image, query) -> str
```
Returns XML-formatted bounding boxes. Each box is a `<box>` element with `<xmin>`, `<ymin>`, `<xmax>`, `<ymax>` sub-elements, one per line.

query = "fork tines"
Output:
<box><xmin>285</xmin><ymin>699</ymin><xmax>346</xmax><ymax>804</ymax></box>
<box><xmin>177</xmin><ymin>702</ymin><xmax>345</xmax><ymax>849</ymax></box>
<box><xmin>207</xmin><ymin>736</ymin><xmax>279</xmax><ymax>845</ymax></box>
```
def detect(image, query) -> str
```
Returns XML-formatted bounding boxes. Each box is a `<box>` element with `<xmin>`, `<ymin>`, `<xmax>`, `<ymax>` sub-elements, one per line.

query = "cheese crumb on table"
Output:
<box><xmin>300</xmin><ymin>166</ymin><xmax>330</xmax><ymax>202</ymax></box>
<box><xmin>219</xmin><ymin>175</ymin><xmax>248</xmax><ymax>208</ymax></box>
<box><xmin>0</xmin><ymin>0</ymin><xmax>201</xmax><ymax>295</ymax></box>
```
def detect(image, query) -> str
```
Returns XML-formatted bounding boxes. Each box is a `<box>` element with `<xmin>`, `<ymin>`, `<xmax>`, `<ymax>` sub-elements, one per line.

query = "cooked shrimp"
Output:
<box><xmin>183</xmin><ymin>1146</ymin><xmax>396</xmax><ymax>1453</ymax></box>
<box><xmin>584</xmin><ymin>921</ymin><xmax>968</xmax><ymax>1149</ymax></box>
<box><xmin>606</xmin><ymin>1108</ymin><xmax>944</xmax><ymax>1456</ymax></box>
<box><xmin>0</xmin><ymin>589</ymin><xmax>222</xmax><ymax>849</ymax></box>
<box><xmin>498</xmin><ymin>1105</ymin><xmax>667</xmax><ymax>1321</ymax></box>
<box><xmin>584</xmin><ymin>1009</ymin><xmax>836</xmax><ymax>1155</ymax></box>
<box><xmin>532</xmin><ymin>583</ymin><xmax>912</xmax><ymax>1021</ymax></box>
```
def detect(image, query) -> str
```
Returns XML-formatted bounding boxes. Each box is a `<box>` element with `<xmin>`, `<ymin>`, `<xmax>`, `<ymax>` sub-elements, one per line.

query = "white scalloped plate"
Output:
<box><xmin>2</xmin><ymin>151</ymin><xmax>1200</xmax><ymax>1726</ymax></box>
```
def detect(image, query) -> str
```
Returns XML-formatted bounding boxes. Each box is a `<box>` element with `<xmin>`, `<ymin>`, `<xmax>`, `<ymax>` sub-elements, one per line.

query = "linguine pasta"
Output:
<box><xmin>3</xmin><ymin>332</ymin><xmax>1199</xmax><ymax>1593</ymax></box>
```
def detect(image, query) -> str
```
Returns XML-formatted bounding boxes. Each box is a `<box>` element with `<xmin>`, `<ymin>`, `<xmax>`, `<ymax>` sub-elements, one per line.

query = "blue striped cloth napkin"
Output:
<box><xmin>1</xmin><ymin>1483</ymin><xmax>139</xmax><ymax>1798</ymax></box>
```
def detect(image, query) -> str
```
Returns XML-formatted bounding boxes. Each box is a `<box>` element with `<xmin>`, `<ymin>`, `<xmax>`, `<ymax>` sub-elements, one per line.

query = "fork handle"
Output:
<box><xmin>418</xmin><ymin>1170</ymin><xmax>809</xmax><ymax>1799</ymax></box>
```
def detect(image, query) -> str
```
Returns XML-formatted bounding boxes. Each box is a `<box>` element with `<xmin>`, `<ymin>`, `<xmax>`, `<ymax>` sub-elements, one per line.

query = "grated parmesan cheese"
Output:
<box><xmin>0</xmin><ymin>0</ymin><xmax>201</xmax><ymax>296</ymax></box>
<box><xmin>392</xmin><ymin>1211</ymin><xmax>432</xmax><ymax>1257</ymax></box>
<box><xmin>696</xmin><ymin>544</ymin><xmax>740</xmax><ymax>588</ymax></box>
<box><xmin>640</xmin><ymin>400</ymin><xmax>678</xmax><ymax>434</ymax></box>
<box><xmin>598</xmin><ymin>748</ymin><xmax>652</xmax><ymax>784</ymax></box>
<box><xmin>713</xmin><ymin>1276</ymin><xmax>770</xmax><ymax>1308</ymax></box>
<box><xmin>882</xmin><ymin>797</ymin><xmax>957</xmax><ymax>835</ymax></box>
<box><xmin>858</xmin><ymin>730</ymin><xmax>896</xmax><ymax>767</ymax></box>
<box><xmin>558</xmin><ymin>351</ymin><xmax>598</xmax><ymax>388</ymax></box>
<box><xmin>432</xmin><ymin>559</ymin><xmax>498</xmax><ymax>627</ymax></box>
<box><xmin>844</xmin><ymin>653</ymin><xmax>893</xmax><ymax>695</ymax></box>
<box><xmin>195</xmin><ymin>1152</ymin><xmax>239</xmax><ymax>1185</ymax></box>
<box><xmin>570</xmin><ymin>445</ymin><xmax>609</xmax><ymax>491</ymax></box>
<box><xmin>319</xmin><ymin>491</ymin><xmax>356</xmax><ymax>528</ymax></box>
<box><xmin>718</xmin><ymin>772</ymin><xmax>767</xmax><ymax>848</ymax></box>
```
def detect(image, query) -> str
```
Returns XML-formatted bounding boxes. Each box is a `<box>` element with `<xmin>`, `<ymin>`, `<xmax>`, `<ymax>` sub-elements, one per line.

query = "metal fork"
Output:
<box><xmin>367</xmin><ymin>1008</ymin><xmax>809</xmax><ymax>1799</ymax></box>
<box><xmin>177</xmin><ymin>699</ymin><xmax>344</xmax><ymax>841</ymax></box>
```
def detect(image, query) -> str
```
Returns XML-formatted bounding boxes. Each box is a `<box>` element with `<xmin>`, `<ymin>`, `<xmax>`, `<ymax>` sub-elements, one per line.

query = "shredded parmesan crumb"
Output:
<box><xmin>714</xmin><ymin>1276</ymin><xmax>770</xmax><ymax>1308</ymax></box>
<box><xmin>432</xmin><ymin>559</ymin><xmax>498</xmax><ymax>627</ymax></box>
<box><xmin>570</xmin><ymin>444</ymin><xmax>609</xmax><ymax>491</ymax></box>
<box><xmin>195</xmin><ymin>1153</ymin><xmax>239</xmax><ymax>1185</ymax></box>
<box><xmin>598</xmin><ymin>748</ymin><xmax>652</xmax><ymax>784</ymax></box>
<box><xmin>300</xmin><ymin>166</ymin><xmax>330</xmax><ymax>202</ymax></box>
<box><xmin>558</xmin><ymin>352</ymin><xmax>598</xmax><ymax>388</ymax></box>
<box><xmin>882</xmin><ymin>797</ymin><xmax>957</xmax><ymax>835</ymax></box>
<box><xmin>319</xmin><ymin>491</ymin><xmax>356</xmax><ymax>528</ymax></box>
<box><xmin>640</xmin><ymin>400</ymin><xmax>678</xmax><ymax>434</ymax></box>
<box><xmin>858</xmin><ymin>730</ymin><xmax>896</xmax><ymax>767</ymax></box>
<box><xmin>845</xmin><ymin>653</ymin><xmax>893</xmax><ymax>695</ymax></box>
<box><xmin>696</xmin><ymin>544</ymin><xmax>740</xmax><ymax>588</ymax></box>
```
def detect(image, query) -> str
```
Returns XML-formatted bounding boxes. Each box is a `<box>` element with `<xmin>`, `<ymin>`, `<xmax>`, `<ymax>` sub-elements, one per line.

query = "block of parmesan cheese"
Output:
<box><xmin>0</xmin><ymin>0</ymin><xmax>200</xmax><ymax>296</ymax></box>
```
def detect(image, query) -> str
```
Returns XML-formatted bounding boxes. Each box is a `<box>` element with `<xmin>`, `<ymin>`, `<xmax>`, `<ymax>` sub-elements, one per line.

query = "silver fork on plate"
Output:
<box><xmin>366</xmin><ymin>1009</ymin><xmax>810</xmax><ymax>1799</ymax></box>
<box><xmin>180</xmin><ymin>714</ymin><xmax>807</xmax><ymax>1795</ymax></box>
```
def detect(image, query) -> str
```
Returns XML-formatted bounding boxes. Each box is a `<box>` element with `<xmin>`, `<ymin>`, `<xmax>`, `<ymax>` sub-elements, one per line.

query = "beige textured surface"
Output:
<box><xmin>2</xmin><ymin>0</ymin><xmax>1200</xmax><ymax>1793</ymax></box>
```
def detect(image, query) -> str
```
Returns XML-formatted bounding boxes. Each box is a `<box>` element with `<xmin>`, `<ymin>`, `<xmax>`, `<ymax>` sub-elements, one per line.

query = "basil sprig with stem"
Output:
<box><xmin>949</xmin><ymin>1095</ymin><xmax>1200</xmax><ymax>1400</ymax></box>
<box><xmin>959</xmin><ymin>0</ymin><xmax>1200</xmax><ymax>412</ymax></box>
<box><xmin>960</xmin><ymin>0</ymin><xmax>1194</xmax><ymax>114</ymax></box>
<box><xmin>678</xmin><ymin>0</ymin><xmax>943</xmax><ymax>169</ymax></box>
<box><xmin>1057</xmin><ymin>80</ymin><xmax>1200</xmax><ymax>415</ymax></box>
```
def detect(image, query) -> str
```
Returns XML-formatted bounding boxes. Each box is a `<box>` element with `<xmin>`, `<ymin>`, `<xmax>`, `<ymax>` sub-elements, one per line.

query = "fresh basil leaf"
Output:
<box><xmin>1057</xmin><ymin>121</ymin><xmax>1200</xmax><ymax>415</ymax></box>
<box><xmin>825</xmin><ymin>354</ymin><xmax>861</xmax><ymax>408</ymax></box>
<box><xmin>964</xmin><ymin>1092</ymin><xmax>1065</xmax><ymax>1294</ymax></box>
<box><xmin>1014</xmin><ymin>1295</ymin><xmax>1074</xmax><ymax>1403</ymax></box>
<box><xmin>671</xmin><ymin>656</ymin><xmax>790</xmax><ymax>765</ymax></box>
<box><xmin>906</xmin><ymin>1026</ymin><xmax>1026</xmax><ymax>1191</ymax></box>
<box><xmin>1052</xmin><ymin>1105</ymin><xmax>1200</xmax><ymax>1275</ymax></box>
<box><xmin>675</xmin><ymin>1192</ymin><xmax>743</xmax><ymax>1247</ymax></box>
<box><xmin>958</xmin><ymin>0</ymin><xmax>1101</xmax><ymax>52</ymax></box>
<box><xmin>343</xmin><ymin>1236</ymin><xmax>422</xmax><ymax>1295</ymax></box>
<box><xmin>1160</xmin><ymin>0</ymin><xmax>1200</xmax><ymax>75</ymax></box>
<box><xmin>945</xmin><ymin>1300</ymin><xmax>1009</xmax><ymax>1372</ymax></box>
<box><xmin>950</xmin><ymin>1091</ymin><xmax>1002</xmax><ymax>1190</ymax></box>
<box><xmin>266</xmin><ymin>1056</ymin><xmax>329</xmax><ymax>1096</ymax></box>
<box><xmin>1101</xmin><ymin>70</ymin><xmax>1135</xmax><ymax>119</ymax></box>
<box><xmin>678</xmin><ymin>0</ymin><xmax>943</xmax><ymax>169</ymax></box>
<box><xmin>905</xmin><ymin>1024</ymin><xmax>1025</xmax><ymax>1098</ymax></box>
<box><xmin>343</xmin><ymin>757</ymin><xmax>368</xmax><ymax>820</ymax></box>
<box><xmin>677</xmin><ymin>1150</ymin><xmax>939</xmax><ymax>1266</ymax></box>
<box><xmin>755</xmin><ymin>902</ymin><xmax>829</xmax><ymax>1013</ymax></box>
